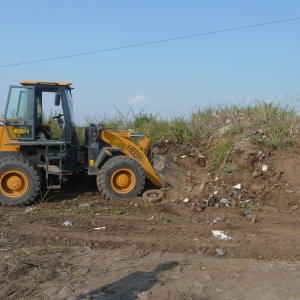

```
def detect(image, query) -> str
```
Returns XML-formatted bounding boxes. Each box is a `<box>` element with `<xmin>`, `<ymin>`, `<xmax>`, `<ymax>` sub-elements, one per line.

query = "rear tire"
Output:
<box><xmin>97</xmin><ymin>156</ymin><xmax>145</xmax><ymax>200</ymax></box>
<box><xmin>0</xmin><ymin>156</ymin><xmax>42</xmax><ymax>206</ymax></box>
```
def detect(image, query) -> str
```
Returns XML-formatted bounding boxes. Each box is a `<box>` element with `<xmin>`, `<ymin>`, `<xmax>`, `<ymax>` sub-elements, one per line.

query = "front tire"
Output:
<box><xmin>0</xmin><ymin>156</ymin><xmax>42</xmax><ymax>206</ymax></box>
<box><xmin>97</xmin><ymin>156</ymin><xmax>145</xmax><ymax>200</ymax></box>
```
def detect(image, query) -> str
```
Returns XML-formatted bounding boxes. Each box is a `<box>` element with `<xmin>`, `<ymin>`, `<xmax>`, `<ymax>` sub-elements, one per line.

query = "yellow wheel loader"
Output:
<box><xmin>0</xmin><ymin>80</ymin><xmax>163</xmax><ymax>206</ymax></box>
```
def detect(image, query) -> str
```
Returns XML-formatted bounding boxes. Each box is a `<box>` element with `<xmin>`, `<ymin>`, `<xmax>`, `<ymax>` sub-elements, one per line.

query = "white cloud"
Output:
<box><xmin>128</xmin><ymin>95</ymin><xmax>146</xmax><ymax>106</ymax></box>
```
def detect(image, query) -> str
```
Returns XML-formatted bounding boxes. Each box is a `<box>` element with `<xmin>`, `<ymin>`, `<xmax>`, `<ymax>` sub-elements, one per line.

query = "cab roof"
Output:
<box><xmin>20</xmin><ymin>80</ymin><xmax>73</xmax><ymax>88</ymax></box>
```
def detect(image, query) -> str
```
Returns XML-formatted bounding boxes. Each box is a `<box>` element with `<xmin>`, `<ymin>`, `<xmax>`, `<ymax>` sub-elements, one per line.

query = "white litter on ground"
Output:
<box><xmin>212</xmin><ymin>230</ymin><xmax>232</xmax><ymax>241</ymax></box>
<box><xmin>62</xmin><ymin>221</ymin><xmax>73</xmax><ymax>227</ymax></box>
<box><xmin>232</xmin><ymin>183</ymin><xmax>241</xmax><ymax>189</ymax></box>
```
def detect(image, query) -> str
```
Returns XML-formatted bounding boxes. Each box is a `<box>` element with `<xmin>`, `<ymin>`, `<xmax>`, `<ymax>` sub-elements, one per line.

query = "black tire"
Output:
<box><xmin>142</xmin><ymin>189</ymin><xmax>164</xmax><ymax>203</ymax></box>
<box><xmin>0</xmin><ymin>156</ymin><xmax>42</xmax><ymax>206</ymax></box>
<box><xmin>97</xmin><ymin>156</ymin><xmax>145</xmax><ymax>200</ymax></box>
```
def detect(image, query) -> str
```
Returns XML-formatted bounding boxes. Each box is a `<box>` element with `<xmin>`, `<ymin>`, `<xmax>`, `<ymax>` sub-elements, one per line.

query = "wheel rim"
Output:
<box><xmin>0</xmin><ymin>170</ymin><xmax>29</xmax><ymax>198</ymax></box>
<box><xmin>110</xmin><ymin>168</ymin><xmax>136</xmax><ymax>194</ymax></box>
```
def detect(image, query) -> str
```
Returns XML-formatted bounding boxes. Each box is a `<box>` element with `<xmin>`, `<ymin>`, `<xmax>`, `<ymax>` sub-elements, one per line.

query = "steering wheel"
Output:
<box><xmin>52</xmin><ymin>113</ymin><xmax>64</xmax><ymax>120</ymax></box>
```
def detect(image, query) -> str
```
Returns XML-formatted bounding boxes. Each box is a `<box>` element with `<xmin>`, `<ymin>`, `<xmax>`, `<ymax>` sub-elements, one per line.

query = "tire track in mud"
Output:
<box><xmin>3</xmin><ymin>215</ymin><xmax>300</xmax><ymax>260</ymax></box>
<box><xmin>3</xmin><ymin>224</ymin><xmax>206</xmax><ymax>255</ymax></box>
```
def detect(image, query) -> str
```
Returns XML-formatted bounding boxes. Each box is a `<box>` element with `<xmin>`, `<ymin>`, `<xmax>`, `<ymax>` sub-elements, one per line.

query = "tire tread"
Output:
<box><xmin>97</xmin><ymin>156</ymin><xmax>145</xmax><ymax>200</ymax></box>
<box><xmin>0</xmin><ymin>156</ymin><xmax>42</xmax><ymax>206</ymax></box>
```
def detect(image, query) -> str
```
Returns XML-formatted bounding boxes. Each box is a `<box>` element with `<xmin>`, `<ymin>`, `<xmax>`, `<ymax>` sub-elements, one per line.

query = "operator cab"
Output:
<box><xmin>3</xmin><ymin>80</ymin><xmax>78</xmax><ymax>146</ymax></box>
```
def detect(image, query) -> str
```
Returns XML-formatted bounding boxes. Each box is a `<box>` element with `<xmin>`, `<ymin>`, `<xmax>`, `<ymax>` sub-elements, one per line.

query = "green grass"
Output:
<box><xmin>209</xmin><ymin>139</ymin><xmax>233</xmax><ymax>173</ymax></box>
<box><xmin>42</xmin><ymin>100</ymin><xmax>298</xmax><ymax>175</ymax></box>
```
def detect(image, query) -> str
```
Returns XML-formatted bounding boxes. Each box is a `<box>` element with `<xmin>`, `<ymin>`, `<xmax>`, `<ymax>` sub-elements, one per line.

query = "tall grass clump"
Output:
<box><xmin>85</xmin><ymin>108</ymin><xmax>134</xmax><ymax>130</ymax></box>
<box><xmin>128</xmin><ymin>108</ymin><xmax>192</xmax><ymax>143</ymax></box>
<box><xmin>167</xmin><ymin>116</ymin><xmax>193</xmax><ymax>143</ymax></box>
<box><xmin>190</xmin><ymin>101</ymin><xmax>298</xmax><ymax>149</ymax></box>
<box><xmin>132</xmin><ymin>113</ymin><xmax>170</xmax><ymax>142</ymax></box>
<box><xmin>245</xmin><ymin>100</ymin><xmax>298</xmax><ymax>148</ymax></box>
<box><xmin>190</xmin><ymin>104</ymin><xmax>244</xmax><ymax>139</ymax></box>
<box><xmin>245</xmin><ymin>100</ymin><xmax>297</xmax><ymax>124</ymax></box>
<box><xmin>190</xmin><ymin>106</ymin><xmax>217</xmax><ymax>139</ymax></box>
<box><xmin>209</xmin><ymin>139</ymin><xmax>233</xmax><ymax>173</ymax></box>
<box><xmin>85</xmin><ymin>108</ymin><xmax>193</xmax><ymax>144</ymax></box>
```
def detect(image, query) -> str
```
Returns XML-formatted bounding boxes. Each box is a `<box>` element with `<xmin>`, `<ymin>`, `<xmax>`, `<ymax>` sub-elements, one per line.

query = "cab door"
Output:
<box><xmin>4</xmin><ymin>86</ymin><xmax>35</xmax><ymax>140</ymax></box>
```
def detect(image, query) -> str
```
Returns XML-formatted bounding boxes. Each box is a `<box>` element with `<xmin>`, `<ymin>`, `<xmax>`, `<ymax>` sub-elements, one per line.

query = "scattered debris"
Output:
<box><xmin>246</xmin><ymin>199</ymin><xmax>253</xmax><ymax>205</ymax></box>
<box><xmin>56</xmin><ymin>268</ymin><xmax>71</xmax><ymax>278</ymax></box>
<box><xmin>231</xmin><ymin>199</ymin><xmax>237</xmax><ymax>207</ymax></box>
<box><xmin>252</xmin><ymin>170</ymin><xmax>262</xmax><ymax>178</ymax></box>
<box><xmin>212</xmin><ymin>230</ymin><xmax>232</xmax><ymax>241</ymax></box>
<box><xmin>232</xmin><ymin>191</ymin><xmax>238</xmax><ymax>197</ymax></box>
<box><xmin>239</xmin><ymin>200</ymin><xmax>247</xmax><ymax>208</ymax></box>
<box><xmin>25</xmin><ymin>206</ymin><xmax>36</xmax><ymax>212</ymax></box>
<box><xmin>135</xmin><ymin>291</ymin><xmax>152</xmax><ymax>299</ymax></box>
<box><xmin>257</xmin><ymin>151</ymin><xmax>265</xmax><ymax>161</ymax></box>
<box><xmin>250</xmin><ymin>216</ymin><xmax>257</xmax><ymax>224</ymax></box>
<box><xmin>216</xmin><ymin>248</ymin><xmax>226</xmax><ymax>256</ymax></box>
<box><xmin>262</xmin><ymin>165</ymin><xmax>268</xmax><ymax>172</ymax></box>
<box><xmin>213</xmin><ymin>217</ymin><xmax>222</xmax><ymax>223</ymax></box>
<box><xmin>79</xmin><ymin>203</ymin><xmax>91</xmax><ymax>207</ymax></box>
<box><xmin>143</xmin><ymin>189</ymin><xmax>164</xmax><ymax>203</ymax></box>
<box><xmin>219</xmin><ymin>198</ymin><xmax>230</xmax><ymax>207</ymax></box>
<box><xmin>220</xmin><ymin>125</ymin><xmax>231</xmax><ymax>135</ymax></box>
<box><xmin>207</xmin><ymin>198</ymin><xmax>215</xmax><ymax>206</ymax></box>
<box><xmin>94</xmin><ymin>227</ymin><xmax>106</xmax><ymax>230</ymax></box>
<box><xmin>194</xmin><ymin>206</ymin><xmax>204</xmax><ymax>213</ymax></box>
<box><xmin>62</xmin><ymin>221</ymin><xmax>73</xmax><ymax>227</ymax></box>
<box><xmin>183</xmin><ymin>198</ymin><xmax>190</xmax><ymax>203</ymax></box>
<box><xmin>232</xmin><ymin>183</ymin><xmax>241</xmax><ymax>189</ymax></box>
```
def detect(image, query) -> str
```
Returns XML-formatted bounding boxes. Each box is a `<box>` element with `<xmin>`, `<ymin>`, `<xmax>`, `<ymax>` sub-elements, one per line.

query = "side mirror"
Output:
<box><xmin>54</xmin><ymin>93</ymin><xmax>61</xmax><ymax>106</ymax></box>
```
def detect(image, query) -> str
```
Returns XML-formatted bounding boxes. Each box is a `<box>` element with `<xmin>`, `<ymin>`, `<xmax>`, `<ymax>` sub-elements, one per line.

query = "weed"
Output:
<box><xmin>210</xmin><ymin>139</ymin><xmax>233</xmax><ymax>173</ymax></box>
<box><xmin>113</xmin><ymin>209</ymin><xmax>124</xmax><ymax>215</ymax></box>
<box><xmin>284</xmin><ymin>139</ymin><xmax>294</xmax><ymax>148</ymax></box>
<box><xmin>235</xmin><ymin>147</ymin><xmax>243</xmax><ymax>155</ymax></box>
<box><xmin>221</xmin><ymin>166</ymin><xmax>235</xmax><ymax>174</ymax></box>
<box><xmin>275</xmin><ymin>188</ymin><xmax>290</xmax><ymax>203</ymax></box>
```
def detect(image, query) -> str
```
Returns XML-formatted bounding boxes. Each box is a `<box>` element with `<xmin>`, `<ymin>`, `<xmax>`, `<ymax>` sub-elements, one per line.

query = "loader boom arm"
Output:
<box><xmin>100</xmin><ymin>130</ymin><xmax>162</xmax><ymax>187</ymax></box>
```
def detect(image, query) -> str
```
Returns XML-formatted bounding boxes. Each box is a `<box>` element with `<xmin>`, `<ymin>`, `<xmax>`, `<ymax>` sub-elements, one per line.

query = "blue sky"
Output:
<box><xmin>0</xmin><ymin>1</ymin><xmax>299</xmax><ymax>124</ymax></box>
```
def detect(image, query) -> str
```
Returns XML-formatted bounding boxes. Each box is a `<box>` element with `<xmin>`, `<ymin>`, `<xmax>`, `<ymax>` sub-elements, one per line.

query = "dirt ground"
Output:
<box><xmin>1</xmin><ymin>125</ymin><xmax>300</xmax><ymax>300</ymax></box>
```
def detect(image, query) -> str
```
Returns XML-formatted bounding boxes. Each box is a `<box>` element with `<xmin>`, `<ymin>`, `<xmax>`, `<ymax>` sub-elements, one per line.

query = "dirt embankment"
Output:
<box><xmin>1</xmin><ymin>121</ymin><xmax>300</xmax><ymax>300</ymax></box>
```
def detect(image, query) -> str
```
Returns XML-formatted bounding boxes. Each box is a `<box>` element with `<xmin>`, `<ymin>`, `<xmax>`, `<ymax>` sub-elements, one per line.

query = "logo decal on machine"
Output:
<box><xmin>126</xmin><ymin>144</ymin><xmax>144</xmax><ymax>162</ymax></box>
<box><xmin>14</xmin><ymin>128</ymin><xmax>30</xmax><ymax>134</ymax></box>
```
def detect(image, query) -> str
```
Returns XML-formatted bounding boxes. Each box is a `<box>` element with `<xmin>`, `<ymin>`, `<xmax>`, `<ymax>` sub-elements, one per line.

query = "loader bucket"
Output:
<box><xmin>151</xmin><ymin>154</ymin><xmax>188</xmax><ymax>187</ymax></box>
